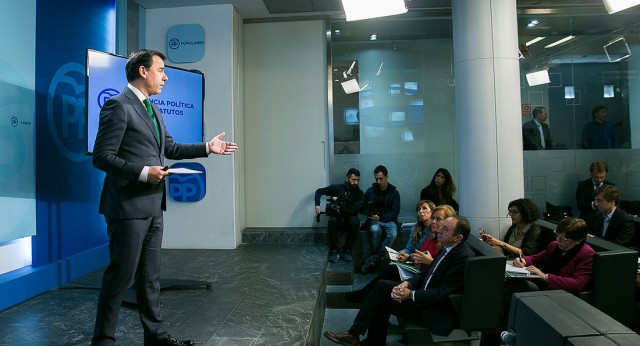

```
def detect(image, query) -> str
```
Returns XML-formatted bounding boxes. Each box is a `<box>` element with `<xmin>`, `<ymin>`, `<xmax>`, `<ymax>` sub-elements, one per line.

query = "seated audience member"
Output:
<box><xmin>396</xmin><ymin>200</ymin><xmax>437</xmax><ymax>262</ymax></box>
<box><xmin>314</xmin><ymin>168</ymin><xmax>364</xmax><ymax>262</ymax></box>
<box><xmin>581</xmin><ymin>105</ymin><xmax>616</xmax><ymax>149</ymax></box>
<box><xmin>576</xmin><ymin>161</ymin><xmax>614</xmax><ymax>227</ymax></box>
<box><xmin>481</xmin><ymin>198</ymin><xmax>551</xmax><ymax>259</ymax></box>
<box><xmin>345</xmin><ymin>204</ymin><xmax>456</xmax><ymax>303</ymax></box>
<box><xmin>512</xmin><ymin>217</ymin><xmax>594</xmax><ymax>293</ymax></box>
<box><xmin>420</xmin><ymin>168</ymin><xmax>459</xmax><ymax>212</ymax></box>
<box><xmin>522</xmin><ymin>106</ymin><xmax>553</xmax><ymax>150</ymax></box>
<box><xmin>592</xmin><ymin>185</ymin><xmax>635</xmax><ymax>249</ymax></box>
<box><xmin>324</xmin><ymin>216</ymin><xmax>475</xmax><ymax>345</ymax></box>
<box><xmin>360</xmin><ymin>165</ymin><xmax>401</xmax><ymax>273</ymax></box>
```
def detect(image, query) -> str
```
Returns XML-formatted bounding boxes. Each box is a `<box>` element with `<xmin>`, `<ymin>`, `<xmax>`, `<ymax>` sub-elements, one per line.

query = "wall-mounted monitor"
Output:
<box><xmin>85</xmin><ymin>49</ymin><xmax>204</xmax><ymax>154</ymax></box>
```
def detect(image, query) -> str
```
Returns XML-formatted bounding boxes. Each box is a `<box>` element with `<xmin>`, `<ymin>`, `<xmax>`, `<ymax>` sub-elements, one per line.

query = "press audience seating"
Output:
<box><xmin>535</xmin><ymin>219</ymin><xmax>639</xmax><ymax>327</ymax></box>
<box><xmin>401</xmin><ymin>235</ymin><xmax>507</xmax><ymax>345</ymax></box>
<box><xmin>505</xmin><ymin>290</ymin><xmax>640</xmax><ymax>346</ymax></box>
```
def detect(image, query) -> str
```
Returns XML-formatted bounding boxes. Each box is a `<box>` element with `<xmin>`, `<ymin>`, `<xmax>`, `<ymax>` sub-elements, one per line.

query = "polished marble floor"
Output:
<box><xmin>0</xmin><ymin>243</ymin><xmax>328</xmax><ymax>346</ymax></box>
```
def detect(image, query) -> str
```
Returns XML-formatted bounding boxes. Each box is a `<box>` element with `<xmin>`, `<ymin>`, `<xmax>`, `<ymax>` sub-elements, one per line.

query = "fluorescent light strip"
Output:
<box><xmin>603</xmin><ymin>0</ymin><xmax>640</xmax><ymax>14</ymax></box>
<box><xmin>342</xmin><ymin>0</ymin><xmax>407</xmax><ymax>22</ymax></box>
<box><xmin>526</xmin><ymin>37</ymin><xmax>546</xmax><ymax>46</ymax></box>
<box><xmin>545</xmin><ymin>35</ymin><xmax>575</xmax><ymax>48</ymax></box>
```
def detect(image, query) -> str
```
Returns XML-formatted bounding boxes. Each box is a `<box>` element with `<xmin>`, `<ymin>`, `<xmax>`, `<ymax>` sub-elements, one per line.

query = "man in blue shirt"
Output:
<box><xmin>582</xmin><ymin>105</ymin><xmax>616</xmax><ymax>149</ymax></box>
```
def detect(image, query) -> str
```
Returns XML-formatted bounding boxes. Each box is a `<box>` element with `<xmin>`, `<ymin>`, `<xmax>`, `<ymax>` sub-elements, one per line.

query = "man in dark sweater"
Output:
<box><xmin>360</xmin><ymin>165</ymin><xmax>401</xmax><ymax>273</ymax></box>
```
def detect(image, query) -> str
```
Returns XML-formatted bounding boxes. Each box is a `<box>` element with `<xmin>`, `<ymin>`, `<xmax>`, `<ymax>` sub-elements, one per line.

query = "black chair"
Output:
<box><xmin>402</xmin><ymin>236</ymin><xmax>507</xmax><ymax>345</ymax></box>
<box><xmin>543</xmin><ymin>202</ymin><xmax>573</xmax><ymax>223</ymax></box>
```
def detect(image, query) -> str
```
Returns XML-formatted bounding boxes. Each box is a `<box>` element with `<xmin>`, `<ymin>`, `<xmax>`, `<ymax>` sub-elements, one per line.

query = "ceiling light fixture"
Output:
<box><xmin>525</xmin><ymin>70</ymin><xmax>551</xmax><ymax>86</ymax></box>
<box><xmin>602</xmin><ymin>0</ymin><xmax>640</xmax><ymax>14</ymax></box>
<box><xmin>341</xmin><ymin>0</ymin><xmax>407</xmax><ymax>22</ymax></box>
<box><xmin>604</xmin><ymin>85</ymin><xmax>615</xmax><ymax>98</ymax></box>
<box><xmin>526</xmin><ymin>37</ymin><xmax>546</xmax><ymax>46</ymax></box>
<box><xmin>369</xmin><ymin>34</ymin><xmax>378</xmax><ymax>41</ymax></box>
<box><xmin>544</xmin><ymin>35</ymin><xmax>576</xmax><ymax>48</ymax></box>
<box><xmin>564</xmin><ymin>86</ymin><xmax>575</xmax><ymax>99</ymax></box>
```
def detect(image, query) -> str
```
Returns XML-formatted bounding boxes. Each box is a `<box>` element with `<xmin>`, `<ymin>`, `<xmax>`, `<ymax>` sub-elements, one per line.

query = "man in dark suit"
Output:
<box><xmin>323</xmin><ymin>215</ymin><xmax>475</xmax><ymax>345</ymax></box>
<box><xmin>91</xmin><ymin>49</ymin><xmax>237</xmax><ymax>346</ymax></box>
<box><xmin>592</xmin><ymin>185</ymin><xmax>635</xmax><ymax>249</ymax></box>
<box><xmin>576</xmin><ymin>161</ymin><xmax>614</xmax><ymax>227</ymax></box>
<box><xmin>522</xmin><ymin>106</ymin><xmax>553</xmax><ymax>150</ymax></box>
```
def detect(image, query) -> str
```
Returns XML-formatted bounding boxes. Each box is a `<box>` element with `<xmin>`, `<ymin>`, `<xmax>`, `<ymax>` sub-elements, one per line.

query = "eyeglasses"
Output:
<box><xmin>506</xmin><ymin>209</ymin><xmax>521</xmax><ymax>217</ymax></box>
<box><xmin>554</xmin><ymin>231</ymin><xmax>571</xmax><ymax>243</ymax></box>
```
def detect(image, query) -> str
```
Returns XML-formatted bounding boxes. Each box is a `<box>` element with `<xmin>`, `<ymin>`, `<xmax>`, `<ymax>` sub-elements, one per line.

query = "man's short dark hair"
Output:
<box><xmin>591</xmin><ymin>105</ymin><xmax>607</xmax><ymax>120</ymax></box>
<box><xmin>590</xmin><ymin>161</ymin><xmax>608</xmax><ymax>174</ymax></box>
<box><xmin>125</xmin><ymin>49</ymin><xmax>166</xmax><ymax>82</ymax></box>
<box><xmin>594</xmin><ymin>184</ymin><xmax>620</xmax><ymax>205</ymax></box>
<box><xmin>532</xmin><ymin>106</ymin><xmax>546</xmax><ymax>119</ymax></box>
<box><xmin>451</xmin><ymin>215</ymin><xmax>470</xmax><ymax>243</ymax></box>
<box><xmin>374</xmin><ymin>165</ymin><xmax>388</xmax><ymax>177</ymax></box>
<box><xmin>346</xmin><ymin>168</ymin><xmax>360</xmax><ymax>177</ymax></box>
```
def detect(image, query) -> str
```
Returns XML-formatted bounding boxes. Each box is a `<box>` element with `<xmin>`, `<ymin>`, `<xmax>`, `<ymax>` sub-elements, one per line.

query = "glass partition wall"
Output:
<box><xmin>330</xmin><ymin>4</ymin><xmax>640</xmax><ymax>221</ymax></box>
<box><xmin>332</xmin><ymin>39</ymin><xmax>456</xmax><ymax>221</ymax></box>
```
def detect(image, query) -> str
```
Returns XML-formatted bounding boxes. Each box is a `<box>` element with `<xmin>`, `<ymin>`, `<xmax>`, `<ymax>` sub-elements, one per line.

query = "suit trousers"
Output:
<box><xmin>92</xmin><ymin>214</ymin><xmax>166</xmax><ymax>345</ymax></box>
<box><xmin>349</xmin><ymin>280</ymin><xmax>424</xmax><ymax>345</ymax></box>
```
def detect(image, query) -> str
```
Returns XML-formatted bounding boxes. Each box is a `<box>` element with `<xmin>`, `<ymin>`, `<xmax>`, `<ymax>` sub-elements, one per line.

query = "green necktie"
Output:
<box><xmin>143</xmin><ymin>98</ymin><xmax>160</xmax><ymax>143</ymax></box>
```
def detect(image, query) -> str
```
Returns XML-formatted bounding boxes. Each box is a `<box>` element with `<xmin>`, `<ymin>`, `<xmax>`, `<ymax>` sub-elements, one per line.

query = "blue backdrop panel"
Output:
<box><xmin>34</xmin><ymin>0</ymin><xmax>115</xmax><ymax>266</ymax></box>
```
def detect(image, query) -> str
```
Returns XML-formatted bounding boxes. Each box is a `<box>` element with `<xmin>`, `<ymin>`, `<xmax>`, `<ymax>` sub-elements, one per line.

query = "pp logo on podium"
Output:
<box><xmin>167</xmin><ymin>162</ymin><xmax>206</xmax><ymax>202</ymax></box>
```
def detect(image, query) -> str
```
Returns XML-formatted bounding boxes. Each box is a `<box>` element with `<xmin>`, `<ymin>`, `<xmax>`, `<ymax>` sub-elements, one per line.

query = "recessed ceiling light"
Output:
<box><xmin>526</xmin><ymin>20</ymin><xmax>539</xmax><ymax>28</ymax></box>
<box><xmin>526</xmin><ymin>37</ymin><xmax>545</xmax><ymax>46</ymax></box>
<box><xmin>544</xmin><ymin>35</ymin><xmax>576</xmax><ymax>48</ymax></box>
<box><xmin>369</xmin><ymin>34</ymin><xmax>378</xmax><ymax>41</ymax></box>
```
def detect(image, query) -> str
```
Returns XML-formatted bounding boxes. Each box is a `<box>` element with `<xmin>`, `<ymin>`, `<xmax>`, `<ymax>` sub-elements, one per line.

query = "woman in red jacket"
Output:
<box><xmin>513</xmin><ymin>217</ymin><xmax>594</xmax><ymax>292</ymax></box>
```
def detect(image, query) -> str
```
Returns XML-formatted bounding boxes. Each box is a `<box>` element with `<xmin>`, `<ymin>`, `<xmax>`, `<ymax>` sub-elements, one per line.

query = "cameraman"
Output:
<box><xmin>361</xmin><ymin>165</ymin><xmax>401</xmax><ymax>273</ymax></box>
<box><xmin>315</xmin><ymin>168</ymin><xmax>364</xmax><ymax>262</ymax></box>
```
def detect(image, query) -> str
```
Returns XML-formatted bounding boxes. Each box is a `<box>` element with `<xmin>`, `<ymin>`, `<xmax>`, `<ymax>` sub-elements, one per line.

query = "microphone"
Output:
<box><xmin>500</xmin><ymin>330</ymin><xmax>516</xmax><ymax>345</ymax></box>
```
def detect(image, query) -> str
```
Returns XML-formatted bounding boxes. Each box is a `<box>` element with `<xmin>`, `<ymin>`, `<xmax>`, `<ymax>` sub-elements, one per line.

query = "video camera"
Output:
<box><xmin>325</xmin><ymin>198</ymin><xmax>343</xmax><ymax>218</ymax></box>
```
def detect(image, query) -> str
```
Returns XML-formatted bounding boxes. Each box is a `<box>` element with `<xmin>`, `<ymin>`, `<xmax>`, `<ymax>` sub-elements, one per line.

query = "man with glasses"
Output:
<box><xmin>576</xmin><ymin>161</ymin><xmax>614</xmax><ymax>226</ymax></box>
<box><xmin>592</xmin><ymin>185</ymin><xmax>635</xmax><ymax>249</ymax></box>
<box><xmin>324</xmin><ymin>216</ymin><xmax>474</xmax><ymax>346</ymax></box>
<box><xmin>314</xmin><ymin>168</ymin><xmax>364</xmax><ymax>262</ymax></box>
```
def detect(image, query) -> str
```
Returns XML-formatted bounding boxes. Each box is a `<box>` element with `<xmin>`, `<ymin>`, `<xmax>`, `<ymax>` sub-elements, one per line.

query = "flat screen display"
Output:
<box><xmin>85</xmin><ymin>49</ymin><xmax>204</xmax><ymax>154</ymax></box>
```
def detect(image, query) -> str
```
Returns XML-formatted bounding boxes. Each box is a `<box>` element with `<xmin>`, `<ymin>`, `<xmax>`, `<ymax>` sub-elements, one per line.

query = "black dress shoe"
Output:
<box><xmin>144</xmin><ymin>335</ymin><xmax>195</xmax><ymax>346</ymax></box>
<box><xmin>323</xmin><ymin>330</ymin><xmax>360</xmax><ymax>346</ymax></box>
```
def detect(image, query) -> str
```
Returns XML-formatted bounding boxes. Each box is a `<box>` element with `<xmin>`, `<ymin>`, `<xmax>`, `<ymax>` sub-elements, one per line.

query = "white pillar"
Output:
<box><xmin>452</xmin><ymin>0</ymin><xmax>524</xmax><ymax>236</ymax></box>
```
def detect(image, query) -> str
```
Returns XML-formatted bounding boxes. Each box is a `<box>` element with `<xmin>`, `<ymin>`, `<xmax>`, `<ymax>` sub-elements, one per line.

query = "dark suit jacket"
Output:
<box><xmin>406</xmin><ymin>242</ymin><xmax>475</xmax><ymax>335</ymax></box>
<box><xmin>92</xmin><ymin>87</ymin><xmax>208</xmax><ymax>218</ymax></box>
<box><xmin>592</xmin><ymin>207</ymin><xmax>636</xmax><ymax>249</ymax></box>
<box><xmin>522</xmin><ymin>119</ymin><xmax>552</xmax><ymax>150</ymax></box>
<box><xmin>575</xmin><ymin>178</ymin><xmax>614</xmax><ymax>220</ymax></box>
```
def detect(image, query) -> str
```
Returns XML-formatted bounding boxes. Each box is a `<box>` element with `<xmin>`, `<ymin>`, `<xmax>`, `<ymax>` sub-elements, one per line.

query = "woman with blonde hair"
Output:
<box><xmin>345</xmin><ymin>203</ymin><xmax>456</xmax><ymax>303</ymax></box>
